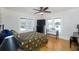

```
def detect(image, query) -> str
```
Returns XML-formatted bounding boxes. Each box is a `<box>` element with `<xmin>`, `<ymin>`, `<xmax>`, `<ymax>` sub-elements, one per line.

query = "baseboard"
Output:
<box><xmin>47</xmin><ymin>35</ymin><xmax>69</xmax><ymax>41</ymax></box>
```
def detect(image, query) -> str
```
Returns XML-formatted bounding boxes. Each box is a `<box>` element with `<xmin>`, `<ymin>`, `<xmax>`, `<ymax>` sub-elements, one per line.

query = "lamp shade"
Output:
<box><xmin>0</xmin><ymin>30</ymin><xmax>21</xmax><ymax>51</ymax></box>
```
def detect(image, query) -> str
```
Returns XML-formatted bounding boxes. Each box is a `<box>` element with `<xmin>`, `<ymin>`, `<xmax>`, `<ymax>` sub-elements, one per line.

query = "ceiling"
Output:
<box><xmin>4</xmin><ymin>7</ymin><xmax>77</xmax><ymax>14</ymax></box>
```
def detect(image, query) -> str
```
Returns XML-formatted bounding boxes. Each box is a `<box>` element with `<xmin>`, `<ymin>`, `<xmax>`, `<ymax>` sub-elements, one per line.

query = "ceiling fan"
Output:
<box><xmin>34</xmin><ymin>7</ymin><xmax>51</xmax><ymax>15</ymax></box>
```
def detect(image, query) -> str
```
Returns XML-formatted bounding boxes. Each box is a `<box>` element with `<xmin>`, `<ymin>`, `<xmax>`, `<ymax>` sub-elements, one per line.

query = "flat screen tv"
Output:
<box><xmin>37</xmin><ymin>20</ymin><xmax>45</xmax><ymax>26</ymax></box>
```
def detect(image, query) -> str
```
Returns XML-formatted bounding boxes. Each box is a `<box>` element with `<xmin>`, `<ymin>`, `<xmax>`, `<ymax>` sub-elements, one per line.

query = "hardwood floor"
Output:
<box><xmin>39</xmin><ymin>35</ymin><xmax>77</xmax><ymax>51</ymax></box>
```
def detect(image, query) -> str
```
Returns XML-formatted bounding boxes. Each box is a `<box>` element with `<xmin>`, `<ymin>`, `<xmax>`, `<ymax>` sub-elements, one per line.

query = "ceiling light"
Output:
<box><xmin>39</xmin><ymin>12</ymin><xmax>44</xmax><ymax>15</ymax></box>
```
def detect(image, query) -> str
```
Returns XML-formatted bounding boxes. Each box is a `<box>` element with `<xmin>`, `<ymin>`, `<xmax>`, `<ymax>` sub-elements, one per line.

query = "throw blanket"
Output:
<box><xmin>12</xmin><ymin>31</ymin><xmax>48</xmax><ymax>51</ymax></box>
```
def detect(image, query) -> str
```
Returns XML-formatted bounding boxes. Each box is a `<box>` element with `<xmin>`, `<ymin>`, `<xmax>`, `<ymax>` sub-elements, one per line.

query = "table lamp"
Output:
<box><xmin>0</xmin><ymin>30</ymin><xmax>21</xmax><ymax>51</ymax></box>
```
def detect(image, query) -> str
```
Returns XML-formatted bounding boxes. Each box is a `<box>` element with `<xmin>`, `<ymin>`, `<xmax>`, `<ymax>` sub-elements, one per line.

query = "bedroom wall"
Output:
<box><xmin>1</xmin><ymin>8</ymin><xmax>36</xmax><ymax>33</ymax></box>
<box><xmin>1</xmin><ymin>7</ymin><xmax>79</xmax><ymax>40</ymax></box>
<box><xmin>46</xmin><ymin>8</ymin><xmax>79</xmax><ymax>40</ymax></box>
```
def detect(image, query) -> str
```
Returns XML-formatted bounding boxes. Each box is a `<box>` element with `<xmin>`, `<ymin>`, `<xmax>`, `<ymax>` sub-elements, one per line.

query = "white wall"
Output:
<box><xmin>49</xmin><ymin>8</ymin><xmax>79</xmax><ymax>40</ymax></box>
<box><xmin>1</xmin><ymin>8</ymin><xmax>36</xmax><ymax>33</ymax></box>
<box><xmin>1</xmin><ymin>7</ymin><xmax>79</xmax><ymax>40</ymax></box>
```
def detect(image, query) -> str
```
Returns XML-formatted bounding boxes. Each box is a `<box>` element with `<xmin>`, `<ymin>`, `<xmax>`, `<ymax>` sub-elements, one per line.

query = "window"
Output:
<box><xmin>46</xmin><ymin>18</ymin><xmax>61</xmax><ymax>35</ymax></box>
<box><xmin>54</xmin><ymin>18</ymin><xmax>61</xmax><ymax>32</ymax></box>
<box><xmin>19</xmin><ymin>20</ymin><xmax>26</xmax><ymax>32</ymax></box>
<box><xmin>19</xmin><ymin>18</ymin><xmax>35</xmax><ymax>33</ymax></box>
<box><xmin>46</xmin><ymin>20</ymin><xmax>55</xmax><ymax>34</ymax></box>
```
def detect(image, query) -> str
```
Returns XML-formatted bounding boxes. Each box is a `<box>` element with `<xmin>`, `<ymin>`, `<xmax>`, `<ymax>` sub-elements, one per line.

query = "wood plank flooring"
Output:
<box><xmin>38</xmin><ymin>35</ymin><xmax>77</xmax><ymax>51</ymax></box>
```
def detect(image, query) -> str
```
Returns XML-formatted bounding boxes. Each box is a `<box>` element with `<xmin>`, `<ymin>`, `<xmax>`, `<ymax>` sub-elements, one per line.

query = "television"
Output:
<box><xmin>37</xmin><ymin>20</ymin><xmax>45</xmax><ymax>26</ymax></box>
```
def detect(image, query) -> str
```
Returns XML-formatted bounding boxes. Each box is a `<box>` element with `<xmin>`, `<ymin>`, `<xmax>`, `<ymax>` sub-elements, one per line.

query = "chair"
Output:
<box><xmin>70</xmin><ymin>36</ymin><xmax>79</xmax><ymax>48</ymax></box>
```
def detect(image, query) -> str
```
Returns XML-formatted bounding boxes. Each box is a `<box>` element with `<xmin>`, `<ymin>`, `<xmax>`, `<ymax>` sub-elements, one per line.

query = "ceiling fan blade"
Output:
<box><xmin>43</xmin><ymin>7</ymin><xmax>48</xmax><ymax>11</ymax></box>
<box><xmin>34</xmin><ymin>12</ymin><xmax>40</xmax><ymax>14</ymax></box>
<box><xmin>44</xmin><ymin>11</ymin><xmax>51</xmax><ymax>13</ymax></box>
<box><xmin>33</xmin><ymin>9</ymin><xmax>40</xmax><ymax>11</ymax></box>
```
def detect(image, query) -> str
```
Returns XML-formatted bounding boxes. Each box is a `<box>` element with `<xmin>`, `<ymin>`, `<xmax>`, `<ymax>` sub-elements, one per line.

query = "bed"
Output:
<box><xmin>12</xmin><ymin>31</ymin><xmax>48</xmax><ymax>51</ymax></box>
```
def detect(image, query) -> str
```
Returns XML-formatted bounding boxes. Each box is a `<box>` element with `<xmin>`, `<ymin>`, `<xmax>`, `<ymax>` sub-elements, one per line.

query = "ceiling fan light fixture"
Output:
<box><xmin>39</xmin><ymin>12</ymin><xmax>44</xmax><ymax>15</ymax></box>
